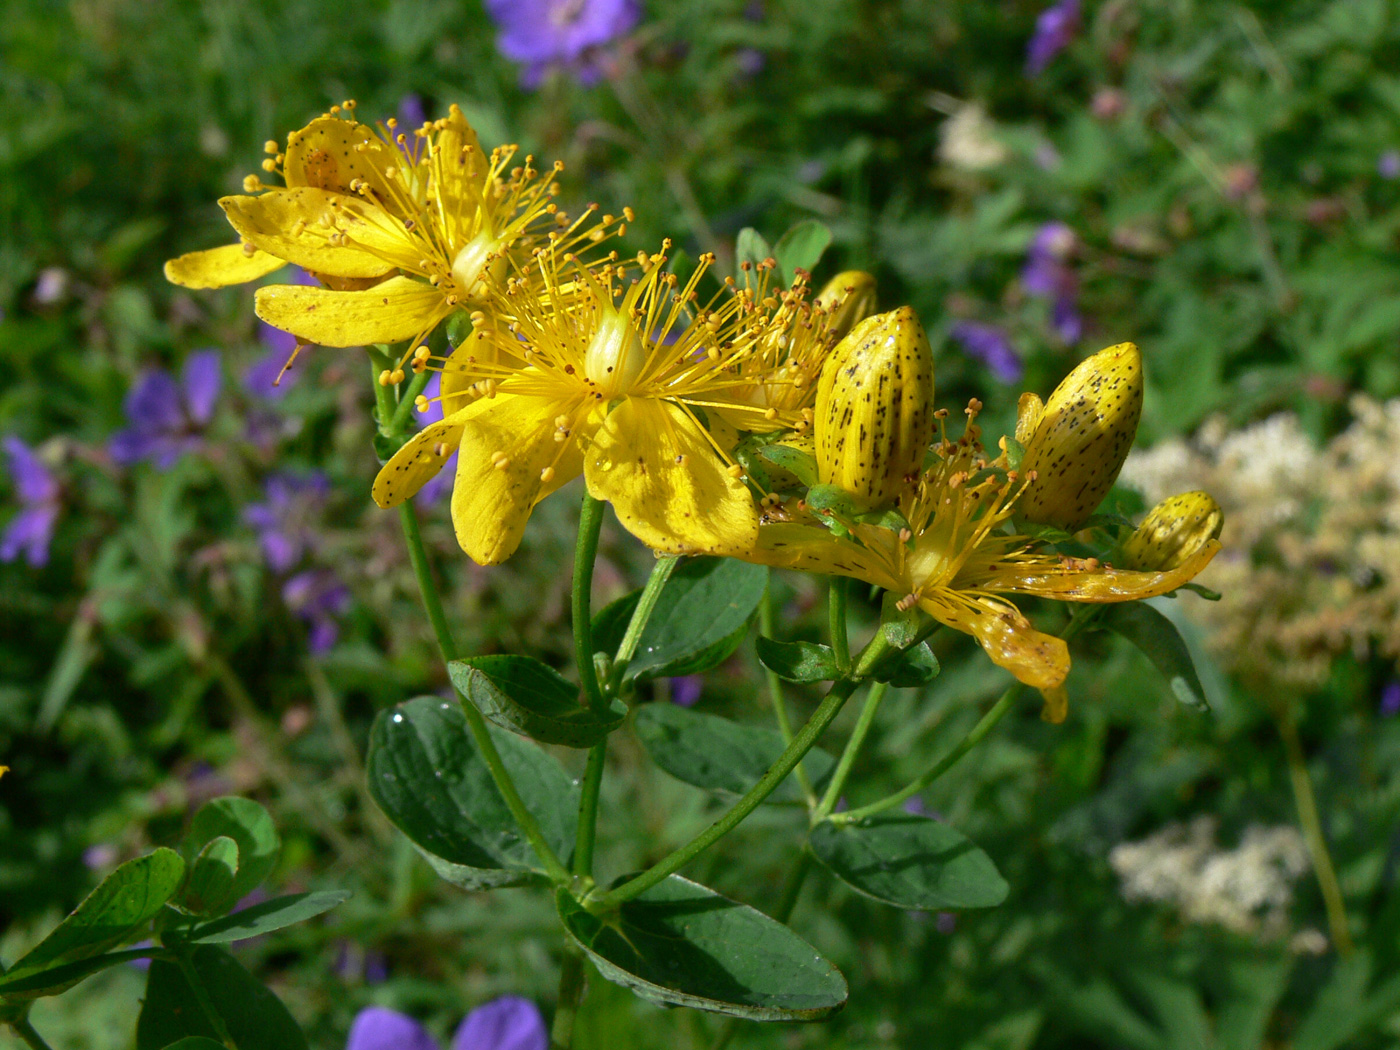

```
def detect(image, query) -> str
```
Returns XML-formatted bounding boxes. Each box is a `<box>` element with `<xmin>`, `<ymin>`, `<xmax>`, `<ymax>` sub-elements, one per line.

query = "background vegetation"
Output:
<box><xmin>4</xmin><ymin>0</ymin><xmax>1400</xmax><ymax>1046</ymax></box>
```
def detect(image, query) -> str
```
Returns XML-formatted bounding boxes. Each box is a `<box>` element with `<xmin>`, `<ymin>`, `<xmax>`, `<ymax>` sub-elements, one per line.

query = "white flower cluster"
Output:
<box><xmin>1120</xmin><ymin>396</ymin><xmax>1400</xmax><ymax>689</ymax></box>
<box><xmin>1109</xmin><ymin>816</ymin><xmax>1310</xmax><ymax>937</ymax></box>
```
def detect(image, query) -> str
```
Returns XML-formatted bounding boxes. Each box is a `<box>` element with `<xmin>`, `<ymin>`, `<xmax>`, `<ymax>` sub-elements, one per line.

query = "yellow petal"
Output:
<box><xmin>986</xmin><ymin>539</ymin><xmax>1221</xmax><ymax>601</ymax></box>
<box><xmin>1122</xmin><ymin>491</ymin><xmax>1224</xmax><ymax>571</ymax></box>
<box><xmin>164</xmin><ymin>244</ymin><xmax>286</xmax><ymax>289</ymax></box>
<box><xmin>255</xmin><ymin>275</ymin><xmax>448</xmax><ymax>347</ymax></box>
<box><xmin>1039</xmin><ymin>685</ymin><xmax>1069</xmax><ymax>724</ymax></box>
<box><xmin>431</xmin><ymin>105</ymin><xmax>488</xmax><ymax>245</ymax></box>
<box><xmin>585</xmin><ymin>398</ymin><xmax>760</xmax><ymax>557</ymax></box>
<box><xmin>813</xmin><ymin>270</ymin><xmax>878</xmax><ymax>341</ymax></box>
<box><xmin>452</xmin><ymin>393</ymin><xmax>586</xmax><ymax>565</ymax></box>
<box><xmin>921</xmin><ymin>592</ymin><xmax>1070</xmax><ymax>690</ymax></box>
<box><xmin>747</xmin><ymin>523</ymin><xmax>888</xmax><ymax>579</ymax></box>
<box><xmin>372</xmin><ymin>415</ymin><xmax>467</xmax><ymax>508</ymax></box>
<box><xmin>220</xmin><ymin>189</ymin><xmax>404</xmax><ymax>279</ymax></box>
<box><xmin>284</xmin><ymin>116</ymin><xmax>397</xmax><ymax>200</ymax></box>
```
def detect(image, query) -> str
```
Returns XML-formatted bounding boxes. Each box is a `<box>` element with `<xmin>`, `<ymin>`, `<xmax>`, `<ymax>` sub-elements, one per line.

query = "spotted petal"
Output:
<box><xmin>372</xmin><ymin>415</ymin><xmax>467</xmax><ymax>508</ymax></box>
<box><xmin>585</xmin><ymin>398</ymin><xmax>759</xmax><ymax>557</ymax></box>
<box><xmin>984</xmin><ymin>540</ymin><xmax>1221</xmax><ymax>601</ymax></box>
<box><xmin>164</xmin><ymin>243</ymin><xmax>287</xmax><ymax>289</ymax></box>
<box><xmin>255</xmin><ymin>275</ymin><xmax>448</xmax><ymax>347</ymax></box>
<box><xmin>451</xmin><ymin>392</ymin><xmax>587</xmax><ymax>565</ymax></box>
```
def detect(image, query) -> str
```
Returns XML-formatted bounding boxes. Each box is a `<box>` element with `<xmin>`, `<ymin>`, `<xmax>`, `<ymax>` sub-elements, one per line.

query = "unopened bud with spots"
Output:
<box><xmin>1016</xmin><ymin>342</ymin><xmax>1143</xmax><ymax>530</ymax></box>
<box><xmin>1122</xmin><ymin>490</ymin><xmax>1224</xmax><ymax>571</ymax></box>
<box><xmin>814</xmin><ymin>306</ymin><xmax>935</xmax><ymax>508</ymax></box>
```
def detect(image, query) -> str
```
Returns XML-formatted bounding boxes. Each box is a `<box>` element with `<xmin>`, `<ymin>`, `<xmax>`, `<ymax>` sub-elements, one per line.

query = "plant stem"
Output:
<box><xmin>173</xmin><ymin>948</ymin><xmax>237</xmax><ymax>1049</ymax></box>
<box><xmin>9</xmin><ymin>1017</ymin><xmax>56</xmax><ymax>1050</ymax></box>
<box><xmin>835</xmin><ymin>683</ymin><xmax>1024</xmax><ymax>825</ymax></box>
<box><xmin>598</xmin><ymin>633</ymin><xmax>892</xmax><ymax>909</ymax></box>
<box><xmin>614</xmin><ymin>555</ymin><xmax>680</xmax><ymax>667</ymax></box>
<box><xmin>759</xmin><ymin>584</ymin><xmax>814</xmax><ymax>804</ymax></box>
<box><xmin>550</xmin><ymin>941</ymin><xmax>588</xmax><ymax>1050</ymax></box>
<box><xmin>397</xmin><ymin>500</ymin><xmax>570</xmax><ymax>885</ymax></box>
<box><xmin>367</xmin><ymin>353</ymin><xmax>397</xmax><ymax>436</ymax></box>
<box><xmin>1279</xmin><ymin>711</ymin><xmax>1354</xmax><ymax>955</ymax></box>
<box><xmin>814</xmin><ymin>681</ymin><xmax>888</xmax><ymax>822</ymax></box>
<box><xmin>829</xmin><ymin>578</ymin><xmax>850</xmax><ymax>673</ymax></box>
<box><xmin>834</xmin><ymin>607</ymin><xmax>1100</xmax><ymax>825</ymax></box>
<box><xmin>572</xmin><ymin>495</ymin><xmax>607</xmax><ymax>712</ymax></box>
<box><xmin>573</xmin><ymin>743</ymin><xmax>607</xmax><ymax>880</ymax></box>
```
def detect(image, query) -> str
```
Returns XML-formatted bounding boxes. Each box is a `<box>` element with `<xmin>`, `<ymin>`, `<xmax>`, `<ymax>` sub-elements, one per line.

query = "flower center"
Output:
<box><xmin>584</xmin><ymin>307</ymin><xmax>646</xmax><ymax>399</ymax></box>
<box><xmin>450</xmin><ymin>232</ymin><xmax>503</xmax><ymax>303</ymax></box>
<box><xmin>905</xmin><ymin>531</ymin><xmax>953</xmax><ymax>593</ymax></box>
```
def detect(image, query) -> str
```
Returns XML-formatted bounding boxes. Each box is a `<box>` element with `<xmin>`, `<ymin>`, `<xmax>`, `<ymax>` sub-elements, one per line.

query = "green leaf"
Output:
<box><xmin>735</xmin><ymin>227</ymin><xmax>773</xmax><ymax>273</ymax></box>
<box><xmin>2</xmin><ymin>848</ymin><xmax>186</xmax><ymax>998</ymax></box>
<box><xmin>773</xmin><ymin>220</ymin><xmax>833</xmax><ymax>285</ymax></box>
<box><xmin>183</xmin><ymin>798</ymin><xmax>280</xmax><ymax>906</ymax></box>
<box><xmin>557</xmin><ymin>876</ymin><xmax>846</xmax><ymax>1019</ymax></box>
<box><xmin>632</xmin><ymin>703</ymin><xmax>833</xmax><ymax>803</ymax></box>
<box><xmin>755</xmin><ymin>637</ymin><xmax>839</xmax><ymax>683</ymax></box>
<box><xmin>1097</xmin><ymin>603</ymin><xmax>1209</xmax><ymax>711</ymax></box>
<box><xmin>810</xmin><ymin>815</ymin><xmax>1008</xmax><ymax>910</ymax></box>
<box><xmin>449</xmin><ymin>655</ymin><xmax>624</xmax><ymax>748</ymax></box>
<box><xmin>135</xmin><ymin>946</ymin><xmax>308</xmax><ymax>1050</ymax></box>
<box><xmin>597</xmin><ymin>558</ymin><xmax>768</xmax><ymax>681</ymax></box>
<box><xmin>754</xmin><ymin>440</ymin><xmax>819</xmax><ymax>489</ymax></box>
<box><xmin>159</xmin><ymin>1040</ymin><xmax>228</xmax><ymax>1050</ymax></box>
<box><xmin>0</xmin><ymin>947</ymin><xmax>158</xmax><ymax>999</ymax></box>
<box><xmin>183</xmin><ymin>890</ymin><xmax>351</xmax><ymax>944</ymax></box>
<box><xmin>870</xmin><ymin>643</ymin><xmax>941</xmax><ymax>687</ymax></box>
<box><xmin>445</xmin><ymin>309</ymin><xmax>473</xmax><ymax>348</ymax></box>
<box><xmin>182</xmin><ymin>836</ymin><xmax>239</xmax><ymax>916</ymax></box>
<box><xmin>366</xmin><ymin>696</ymin><xmax>577</xmax><ymax>889</ymax></box>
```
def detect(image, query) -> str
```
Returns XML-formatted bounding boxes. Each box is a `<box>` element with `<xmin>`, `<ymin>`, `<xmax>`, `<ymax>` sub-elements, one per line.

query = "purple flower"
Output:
<box><xmin>901</xmin><ymin>795</ymin><xmax>928</xmax><ymax>817</ymax></box>
<box><xmin>451</xmin><ymin>997</ymin><xmax>547</xmax><ymax>1050</ymax></box>
<box><xmin>484</xmin><ymin>0</ymin><xmax>640</xmax><ymax>88</ymax></box>
<box><xmin>949</xmin><ymin>322</ymin><xmax>1022</xmax><ymax>383</ymax></box>
<box><xmin>670</xmin><ymin>676</ymin><xmax>702</xmax><ymax>707</ymax></box>
<box><xmin>347</xmin><ymin>1008</ymin><xmax>438</xmax><ymax>1050</ymax></box>
<box><xmin>243</xmin><ymin>472</ymin><xmax>330</xmax><ymax>572</ymax></box>
<box><xmin>283</xmin><ymin>569</ymin><xmax>350</xmax><ymax>654</ymax></box>
<box><xmin>399</xmin><ymin>94</ymin><xmax>427</xmax><ymax>131</ymax></box>
<box><xmin>2</xmin><ymin>437</ymin><xmax>60</xmax><ymax>567</ymax></box>
<box><xmin>1380</xmin><ymin>151</ymin><xmax>1400</xmax><ymax>180</ymax></box>
<box><xmin>1022</xmin><ymin>222</ymin><xmax>1082</xmax><ymax>344</ymax></box>
<box><xmin>1381</xmin><ymin>681</ymin><xmax>1400</xmax><ymax>718</ymax></box>
<box><xmin>345</xmin><ymin>998</ymin><xmax>546</xmax><ymax>1050</ymax></box>
<box><xmin>109</xmin><ymin>350</ymin><xmax>222</xmax><ymax>468</ymax></box>
<box><xmin>1026</xmin><ymin>0</ymin><xmax>1080</xmax><ymax>76</ymax></box>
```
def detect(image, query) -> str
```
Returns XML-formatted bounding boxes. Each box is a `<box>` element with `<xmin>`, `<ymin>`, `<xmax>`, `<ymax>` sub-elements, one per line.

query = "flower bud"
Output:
<box><xmin>815</xmin><ymin>306</ymin><xmax>935</xmax><ymax>507</ymax></box>
<box><xmin>1122</xmin><ymin>490</ymin><xmax>1224</xmax><ymax>571</ymax></box>
<box><xmin>1017</xmin><ymin>342</ymin><xmax>1142</xmax><ymax>529</ymax></box>
<box><xmin>814</xmin><ymin>271</ymin><xmax>878</xmax><ymax>341</ymax></box>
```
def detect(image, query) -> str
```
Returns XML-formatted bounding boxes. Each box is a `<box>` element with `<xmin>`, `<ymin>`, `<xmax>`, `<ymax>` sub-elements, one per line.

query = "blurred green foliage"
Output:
<box><xmin>4</xmin><ymin>0</ymin><xmax>1400</xmax><ymax>1047</ymax></box>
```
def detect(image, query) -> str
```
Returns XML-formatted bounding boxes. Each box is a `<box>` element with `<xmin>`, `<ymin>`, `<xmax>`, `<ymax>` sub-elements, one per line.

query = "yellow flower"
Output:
<box><xmin>373</xmin><ymin>245</ymin><xmax>788</xmax><ymax>564</ymax></box>
<box><xmin>1017</xmin><ymin>342</ymin><xmax>1143</xmax><ymax>529</ymax></box>
<box><xmin>749</xmin><ymin>401</ymin><xmax>1218</xmax><ymax>689</ymax></box>
<box><xmin>814</xmin><ymin>307</ymin><xmax>935</xmax><ymax>507</ymax></box>
<box><xmin>813</xmin><ymin>270</ymin><xmax>878</xmax><ymax>340</ymax></box>
<box><xmin>702</xmin><ymin>261</ymin><xmax>843</xmax><ymax>437</ymax></box>
<box><xmin>165</xmin><ymin>102</ymin><xmax>618</xmax><ymax>355</ymax></box>
<box><xmin>1122</xmin><ymin>490</ymin><xmax>1224</xmax><ymax>571</ymax></box>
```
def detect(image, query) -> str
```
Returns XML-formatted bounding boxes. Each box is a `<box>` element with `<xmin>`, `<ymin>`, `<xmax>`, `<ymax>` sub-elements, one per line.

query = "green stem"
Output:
<box><xmin>573</xmin><ymin>743</ymin><xmax>607</xmax><ymax>880</ymax></box>
<box><xmin>174</xmin><ymin>948</ymin><xmax>237</xmax><ymax>1049</ymax></box>
<box><xmin>9</xmin><ymin>1017</ymin><xmax>56</xmax><ymax>1050</ymax></box>
<box><xmin>835</xmin><ymin>683</ymin><xmax>1024</xmax><ymax>825</ymax></box>
<box><xmin>829</xmin><ymin>578</ymin><xmax>850</xmax><ymax>673</ymax></box>
<box><xmin>550</xmin><ymin>941</ymin><xmax>588</xmax><ymax>1050</ymax></box>
<box><xmin>367</xmin><ymin>351</ymin><xmax>397</xmax><ymax>436</ymax></box>
<box><xmin>599</xmin><ymin>634</ymin><xmax>892</xmax><ymax>909</ymax></box>
<box><xmin>397</xmin><ymin>501</ymin><xmax>571</xmax><ymax>885</ymax></box>
<box><xmin>814</xmin><ymin>681</ymin><xmax>888</xmax><ymax>822</ymax></box>
<box><xmin>614</xmin><ymin>555</ymin><xmax>680</xmax><ymax>668</ymax></box>
<box><xmin>388</xmin><ymin>365</ymin><xmax>434</xmax><ymax>436</ymax></box>
<box><xmin>1279</xmin><ymin>711</ymin><xmax>1354</xmax><ymax>955</ymax></box>
<box><xmin>572</xmin><ymin>495</ymin><xmax>607</xmax><ymax>712</ymax></box>
<box><xmin>760</xmin><ymin>585</ymin><xmax>814</xmax><ymax>804</ymax></box>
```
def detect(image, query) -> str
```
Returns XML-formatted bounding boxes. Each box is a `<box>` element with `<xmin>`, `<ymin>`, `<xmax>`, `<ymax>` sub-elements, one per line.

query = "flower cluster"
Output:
<box><xmin>165</xmin><ymin>102</ymin><xmax>1221</xmax><ymax>690</ymax></box>
<box><xmin>1121</xmin><ymin>396</ymin><xmax>1400</xmax><ymax>693</ymax></box>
